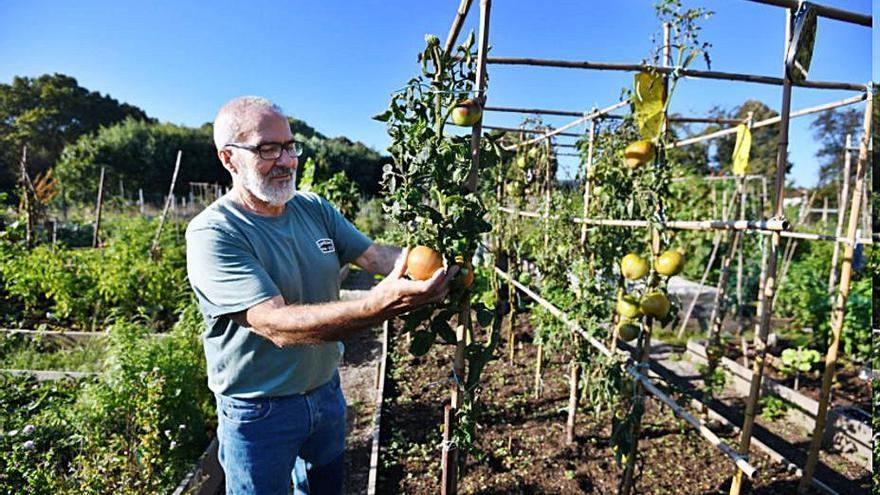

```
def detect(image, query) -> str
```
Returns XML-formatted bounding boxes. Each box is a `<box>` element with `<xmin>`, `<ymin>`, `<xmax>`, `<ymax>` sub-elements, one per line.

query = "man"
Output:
<box><xmin>186</xmin><ymin>96</ymin><xmax>456</xmax><ymax>495</ymax></box>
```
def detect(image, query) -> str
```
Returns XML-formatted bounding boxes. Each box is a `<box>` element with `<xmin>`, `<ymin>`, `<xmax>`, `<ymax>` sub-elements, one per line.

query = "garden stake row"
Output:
<box><xmin>485</xmin><ymin>105</ymin><xmax>743</xmax><ymax>125</ymax></box>
<box><xmin>827</xmin><ymin>133</ymin><xmax>852</xmax><ymax>295</ymax></box>
<box><xmin>434</xmin><ymin>0</ymin><xmax>871</xmax><ymax>492</ymax></box>
<box><xmin>494</xmin><ymin>267</ymin><xmax>758</xmax><ymax>478</ymax></box>
<box><xmin>797</xmin><ymin>90</ymin><xmax>872</xmax><ymax>494</ymax></box>
<box><xmin>498</xmin><ymin>207</ymin><xmax>872</xmax><ymax>245</ymax></box>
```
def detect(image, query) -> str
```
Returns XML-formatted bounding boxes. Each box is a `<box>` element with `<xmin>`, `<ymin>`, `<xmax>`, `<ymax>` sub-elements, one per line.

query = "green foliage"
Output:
<box><xmin>774</xmin><ymin>241</ymin><xmax>871</xmax><ymax>362</ymax></box>
<box><xmin>780</xmin><ymin>346</ymin><xmax>821</xmax><ymax>373</ymax></box>
<box><xmin>0</xmin><ymin>333</ymin><xmax>108</xmax><ymax>372</ymax></box>
<box><xmin>376</xmin><ymin>32</ymin><xmax>503</xmax><ymax>458</ymax></box>
<box><xmin>0</xmin><ymin>215</ymin><xmax>189</xmax><ymax>330</ymax></box>
<box><xmin>758</xmin><ymin>395</ymin><xmax>788</xmax><ymax>422</ymax></box>
<box><xmin>0</xmin><ymin>304</ymin><xmax>210</xmax><ymax>494</ymax></box>
<box><xmin>0</xmin><ymin>74</ymin><xmax>152</xmax><ymax>194</ymax></box>
<box><xmin>54</xmin><ymin>118</ymin><xmax>221</xmax><ymax>205</ymax></box>
<box><xmin>299</xmin><ymin>157</ymin><xmax>361</xmax><ymax>221</ymax></box>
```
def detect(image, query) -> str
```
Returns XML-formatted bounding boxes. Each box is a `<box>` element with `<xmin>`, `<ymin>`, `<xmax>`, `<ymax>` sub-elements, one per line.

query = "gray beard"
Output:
<box><xmin>239</xmin><ymin>162</ymin><xmax>296</xmax><ymax>206</ymax></box>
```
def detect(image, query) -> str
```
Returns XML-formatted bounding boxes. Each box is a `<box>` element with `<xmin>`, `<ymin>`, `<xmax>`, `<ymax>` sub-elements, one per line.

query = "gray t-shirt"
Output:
<box><xmin>185</xmin><ymin>191</ymin><xmax>372</xmax><ymax>398</ymax></box>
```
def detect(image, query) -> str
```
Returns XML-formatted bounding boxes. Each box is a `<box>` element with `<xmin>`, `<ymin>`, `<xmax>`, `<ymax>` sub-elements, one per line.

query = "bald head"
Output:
<box><xmin>213</xmin><ymin>96</ymin><xmax>285</xmax><ymax>150</ymax></box>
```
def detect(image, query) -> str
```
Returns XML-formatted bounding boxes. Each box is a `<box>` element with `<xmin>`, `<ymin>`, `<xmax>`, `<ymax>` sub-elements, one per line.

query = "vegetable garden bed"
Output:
<box><xmin>375</xmin><ymin>315</ymin><xmax>814</xmax><ymax>494</ymax></box>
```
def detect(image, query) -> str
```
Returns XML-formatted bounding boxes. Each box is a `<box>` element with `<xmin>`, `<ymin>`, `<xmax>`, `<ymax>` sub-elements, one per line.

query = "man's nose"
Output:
<box><xmin>276</xmin><ymin>151</ymin><xmax>297</xmax><ymax>168</ymax></box>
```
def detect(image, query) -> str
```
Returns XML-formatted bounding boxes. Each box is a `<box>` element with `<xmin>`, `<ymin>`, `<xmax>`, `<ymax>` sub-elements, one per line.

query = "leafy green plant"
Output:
<box><xmin>758</xmin><ymin>395</ymin><xmax>788</xmax><ymax>422</ymax></box>
<box><xmin>779</xmin><ymin>346</ymin><xmax>821</xmax><ymax>391</ymax></box>
<box><xmin>374</xmin><ymin>32</ymin><xmax>503</xmax><ymax>459</ymax></box>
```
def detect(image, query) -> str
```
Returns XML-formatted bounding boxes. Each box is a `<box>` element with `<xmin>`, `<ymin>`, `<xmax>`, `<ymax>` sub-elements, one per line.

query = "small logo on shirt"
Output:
<box><xmin>316</xmin><ymin>238</ymin><xmax>336</xmax><ymax>254</ymax></box>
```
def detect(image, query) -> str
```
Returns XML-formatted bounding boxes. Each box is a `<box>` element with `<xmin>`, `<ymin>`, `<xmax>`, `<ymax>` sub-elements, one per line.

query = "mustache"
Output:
<box><xmin>267</xmin><ymin>166</ymin><xmax>294</xmax><ymax>178</ymax></box>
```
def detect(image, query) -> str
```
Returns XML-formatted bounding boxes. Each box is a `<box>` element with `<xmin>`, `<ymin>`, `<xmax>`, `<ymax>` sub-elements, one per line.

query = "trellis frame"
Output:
<box><xmin>436</xmin><ymin>0</ymin><xmax>871</xmax><ymax>493</ymax></box>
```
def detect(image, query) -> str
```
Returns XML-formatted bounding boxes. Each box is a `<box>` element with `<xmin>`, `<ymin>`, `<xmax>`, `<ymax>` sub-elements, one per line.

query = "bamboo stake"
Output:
<box><xmin>621</xmin><ymin>24</ymin><xmax>671</xmax><ymax>494</ymax></box>
<box><xmin>138</xmin><ymin>189</ymin><xmax>145</xmax><ymax>215</ymax></box>
<box><xmin>497</xmin><ymin>206</ymin><xmax>871</xmax><ymax>244</ymax></box>
<box><xmin>483</xmin><ymin>124</ymin><xmax>582</xmax><ymax>137</ymax></box>
<box><xmin>498</xmin><ymin>206</ymin><xmax>791</xmax><ymax>232</ymax></box>
<box><xmin>742</xmin><ymin>0</ymin><xmax>872</xmax><ymax>26</ymax></box>
<box><xmin>501</xmin><ymin>100</ymin><xmax>628</xmax><ymax>150</ymax></box>
<box><xmin>670</xmin><ymin>93</ymin><xmax>867</xmax><ymax>149</ymax></box>
<box><xmin>676</xmin><ymin>173</ymin><xmax>743</xmax><ymax>339</ymax></box>
<box><xmin>18</xmin><ymin>146</ymin><xmax>34</xmax><ymax>250</ymax></box>
<box><xmin>797</xmin><ymin>93</ymin><xmax>872</xmax><ymax>494</ymax></box>
<box><xmin>150</xmin><ymin>151</ymin><xmax>183</xmax><ymax>258</ymax></box>
<box><xmin>775</xmin><ymin>191</ymin><xmax>818</xmax><ymax>300</ymax></box>
<box><xmin>729</xmin><ymin>11</ymin><xmax>793</xmax><ymax>492</ymax></box>
<box><xmin>445</xmin><ymin>3</ymin><xmax>490</xmax><ymax>492</ymax></box>
<box><xmin>566</xmin><ymin>357</ymin><xmax>579</xmax><ymax>444</ymax></box>
<box><xmin>92</xmin><ymin>166</ymin><xmax>106</xmax><ymax>249</ymax></box>
<box><xmin>486</xmin><ymin>57</ymin><xmax>865</xmax><ymax>91</ymax></box>
<box><xmin>821</xmin><ymin>197</ymin><xmax>828</xmax><ymax>223</ymax></box>
<box><xmin>580</xmin><ymin>117</ymin><xmax>597</xmax><ymax>244</ymax></box>
<box><xmin>484</xmin><ymin>106</ymin><xmax>741</xmax><ymax>124</ymax></box>
<box><xmin>443</xmin><ymin>0</ymin><xmax>474</xmax><ymax>53</ymax></box>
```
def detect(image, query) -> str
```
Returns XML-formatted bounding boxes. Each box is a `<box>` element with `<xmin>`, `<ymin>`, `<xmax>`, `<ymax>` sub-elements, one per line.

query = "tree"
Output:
<box><xmin>0</xmin><ymin>74</ymin><xmax>151</xmax><ymax>194</ymax></box>
<box><xmin>810</xmin><ymin>107</ymin><xmax>862</xmax><ymax>190</ymax></box>
<box><xmin>54</xmin><ymin>118</ymin><xmax>223</xmax><ymax>204</ymax></box>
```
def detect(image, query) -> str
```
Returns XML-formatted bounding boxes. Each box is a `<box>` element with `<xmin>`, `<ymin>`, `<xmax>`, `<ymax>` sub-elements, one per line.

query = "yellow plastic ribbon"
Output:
<box><xmin>632</xmin><ymin>71</ymin><xmax>666</xmax><ymax>141</ymax></box>
<box><xmin>732</xmin><ymin>124</ymin><xmax>752</xmax><ymax>176</ymax></box>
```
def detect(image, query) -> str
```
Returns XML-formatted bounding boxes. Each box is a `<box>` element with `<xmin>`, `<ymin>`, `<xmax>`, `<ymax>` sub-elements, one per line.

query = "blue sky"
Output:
<box><xmin>0</xmin><ymin>0</ymin><xmax>872</xmax><ymax>186</ymax></box>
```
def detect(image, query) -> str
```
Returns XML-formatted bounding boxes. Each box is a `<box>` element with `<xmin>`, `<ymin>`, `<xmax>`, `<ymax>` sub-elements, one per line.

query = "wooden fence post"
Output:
<box><xmin>92</xmin><ymin>166</ymin><xmax>106</xmax><ymax>248</ymax></box>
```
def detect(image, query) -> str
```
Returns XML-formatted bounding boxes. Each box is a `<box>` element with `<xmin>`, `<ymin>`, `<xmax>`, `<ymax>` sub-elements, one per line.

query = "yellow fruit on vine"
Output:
<box><xmin>451</xmin><ymin>99</ymin><xmax>482</xmax><ymax>127</ymax></box>
<box><xmin>640</xmin><ymin>291</ymin><xmax>671</xmax><ymax>318</ymax></box>
<box><xmin>655</xmin><ymin>250</ymin><xmax>684</xmax><ymax>277</ymax></box>
<box><xmin>616</xmin><ymin>295</ymin><xmax>642</xmax><ymax>318</ymax></box>
<box><xmin>620</xmin><ymin>253</ymin><xmax>648</xmax><ymax>280</ymax></box>
<box><xmin>617</xmin><ymin>320</ymin><xmax>641</xmax><ymax>342</ymax></box>
<box><xmin>624</xmin><ymin>140</ymin><xmax>655</xmax><ymax>169</ymax></box>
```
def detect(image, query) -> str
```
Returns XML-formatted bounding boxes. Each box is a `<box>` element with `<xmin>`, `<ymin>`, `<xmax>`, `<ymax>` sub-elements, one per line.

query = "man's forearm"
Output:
<box><xmin>356</xmin><ymin>244</ymin><xmax>402</xmax><ymax>276</ymax></box>
<box><xmin>254</xmin><ymin>295</ymin><xmax>393</xmax><ymax>347</ymax></box>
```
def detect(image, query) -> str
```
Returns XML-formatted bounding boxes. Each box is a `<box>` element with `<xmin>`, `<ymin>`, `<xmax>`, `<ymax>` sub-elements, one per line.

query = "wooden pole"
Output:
<box><xmin>443</xmin><ymin>0</ymin><xmax>474</xmax><ymax>54</ymax></box>
<box><xmin>138</xmin><ymin>188</ymin><xmax>145</xmax><ymax>215</ymax></box>
<box><xmin>485</xmin><ymin>57</ymin><xmax>865</xmax><ymax>91</ymax></box>
<box><xmin>150</xmin><ymin>151</ymin><xmax>183</xmax><ymax>258</ymax></box>
<box><xmin>621</xmin><ymin>23</ymin><xmax>671</xmax><ymax>495</ymax></box>
<box><xmin>676</xmin><ymin>187</ymin><xmax>739</xmax><ymax>338</ymax></box>
<box><xmin>742</xmin><ymin>0</ymin><xmax>872</xmax><ymax>26</ymax></box>
<box><xmin>501</xmin><ymin>100</ymin><xmax>628</xmax><ymax>150</ymax></box>
<box><xmin>92</xmin><ymin>166</ymin><xmax>106</xmax><ymax>248</ymax></box>
<box><xmin>444</xmin><ymin>2</ymin><xmax>490</xmax><ymax>492</ymax></box>
<box><xmin>797</xmin><ymin>93</ymin><xmax>872</xmax><ymax>494</ymax></box>
<box><xmin>821</xmin><ymin>196</ymin><xmax>828</xmax><ymax>223</ymax></box>
<box><xmin>484</xmin><ymin>106</ymin><xmax>741</xmax><ymax>125</ymax></box>
<box><xmin>729</xmin><ymin>10</ymin><xmax>793</xmax><ymax>493</ymax></box>
<box><xmin>579</xmin><ymin>117</ymin><xmax>597</xmax><ymax>245</ymax></box>
<box><xmin>670</xmin><ymin>94</ymin><xmax>867</xmax><ymax>149</ymax></box>
<box><xmin>18</xmin><ymin>146</ymin><xmax>34</xmax><ymax>250</ymax></box>
<box><xmin>566</xmin><ymin>356</ymin><xmax>579</xmax><ymax>445</ymax></box>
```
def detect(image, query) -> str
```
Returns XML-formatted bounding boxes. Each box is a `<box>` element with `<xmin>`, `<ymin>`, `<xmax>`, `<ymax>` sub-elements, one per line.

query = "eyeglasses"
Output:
<box><xmin>225</xmin><ymin>140</ymin><xmax>303</xmax><ymax>160</ymax></box>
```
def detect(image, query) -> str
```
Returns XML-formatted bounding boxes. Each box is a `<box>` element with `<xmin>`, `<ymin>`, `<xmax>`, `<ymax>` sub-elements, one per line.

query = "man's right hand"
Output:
<box><xmin>367</xmin><ymin>247</ymin><xmax>458</xmax><ymax>317</ymax></box>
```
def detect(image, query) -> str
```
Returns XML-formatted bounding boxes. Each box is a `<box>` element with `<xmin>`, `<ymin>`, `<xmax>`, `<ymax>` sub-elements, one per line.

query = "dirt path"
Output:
<box><xmin>339</xmin><ymin>272</ymin><xmax>383</xmax><ymax>494</ymax></box>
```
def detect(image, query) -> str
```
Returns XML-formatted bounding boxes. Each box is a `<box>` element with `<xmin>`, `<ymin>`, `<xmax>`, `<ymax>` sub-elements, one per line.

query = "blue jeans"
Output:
<box><xmin>215</xmin><ymin>372</ymin><xmax>347</xmax><ymax>495</ymax></box>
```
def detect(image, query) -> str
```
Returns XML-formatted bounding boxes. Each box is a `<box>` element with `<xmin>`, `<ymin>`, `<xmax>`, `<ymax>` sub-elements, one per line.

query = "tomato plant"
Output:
<box><xmin>374</xmin><ymin>32</ymin><xmax>504</xmax><ymax>457</ymax></box>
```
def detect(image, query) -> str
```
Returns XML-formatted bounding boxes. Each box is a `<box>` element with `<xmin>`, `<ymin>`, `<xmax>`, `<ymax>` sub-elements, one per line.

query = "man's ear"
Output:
<box><xmin>218</xmin><ymin>148</ymin><xmax>239</xmax><ymax>175</ymax></box>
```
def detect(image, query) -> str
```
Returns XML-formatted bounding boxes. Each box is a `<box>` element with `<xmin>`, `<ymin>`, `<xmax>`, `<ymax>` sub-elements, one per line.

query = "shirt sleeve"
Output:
<box><xmin>186</xmin><ymin>226</ymin><xmax>280</xmax><ymax>320</ymax></box>
<box><xmin>319</xmin><ymin>197</ymin><xmax>373</xmax><ymax>265</ymax></box>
